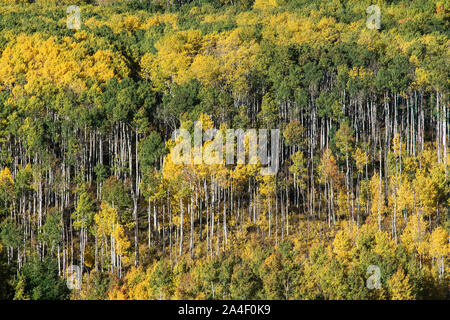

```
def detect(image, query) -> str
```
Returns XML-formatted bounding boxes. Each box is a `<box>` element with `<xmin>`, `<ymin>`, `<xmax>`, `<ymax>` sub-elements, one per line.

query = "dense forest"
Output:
<box><xmin>0</xmin><ymin>0</ymin><xmax>448</xmax><ymax>300</ymax></box>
